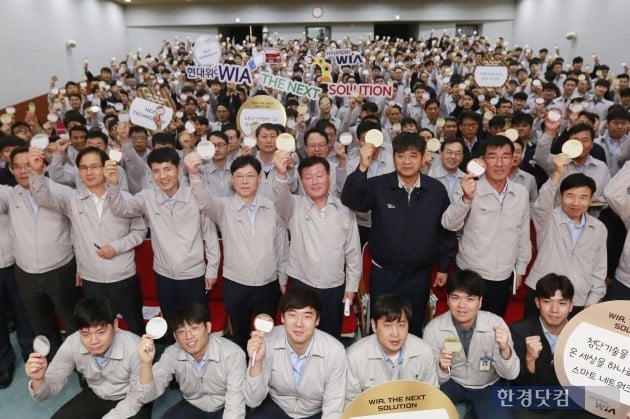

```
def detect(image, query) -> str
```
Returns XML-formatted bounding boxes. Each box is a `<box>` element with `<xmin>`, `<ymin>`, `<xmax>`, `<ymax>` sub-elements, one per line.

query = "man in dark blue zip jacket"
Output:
<box><xmin>342</xmin><ymin>132</ymin><xmax>456</xmax><ymax>336</ymax></box>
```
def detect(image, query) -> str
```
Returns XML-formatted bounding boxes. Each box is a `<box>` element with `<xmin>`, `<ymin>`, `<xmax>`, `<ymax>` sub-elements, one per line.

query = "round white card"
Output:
<box><xmin>33</xmin><ymin>335</ymin><xmax>51</xmax><ymax>357</ymax></box>
<box><xmin>339</xmin><ymin>132</ymin><xmax>353</xmax><ymax>145</ymax></box>
<box><xmin>146</xmin><ymin>317</ymin><xmax>168</xmax><ymax>339</ymax></box>
<box><xmin>197</xmin><ymin>141</ymin><xmax>216</xmax><ymax>160</ymax></box>
<box><xmin>562</xmin><ymin>139</ymin><xmax>584</xmax><ymax>158</ymax></box>
<box><xmin>467</xmin><ymin>159</ymin><xmax>485</xmax><ymax>177</ymax></box>
<box><xmin>30</xmin><ymin>134</ymin><xmax>50</xmax><ymax>150</ymax></box>
<box><xmin>365</xmin><ymin>129</ymin><xmax>383</xmax><ymax>147</ymax></box>
<box><xmin>427</xmin><ymin>138</ymin><xmax>441</xmax><ymax>153</ymax></box>
<box><xmin>276</xmin><ymin>133</ymin><xmax>296</xmax><ymax>152</ymax></box>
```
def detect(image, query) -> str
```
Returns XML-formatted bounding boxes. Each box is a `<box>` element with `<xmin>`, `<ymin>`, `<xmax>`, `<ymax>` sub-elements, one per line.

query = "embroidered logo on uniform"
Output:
<box><xmin>386</xmin><ymin>204</ymin><xmax>396</xmax><ymax>209</ymax></box>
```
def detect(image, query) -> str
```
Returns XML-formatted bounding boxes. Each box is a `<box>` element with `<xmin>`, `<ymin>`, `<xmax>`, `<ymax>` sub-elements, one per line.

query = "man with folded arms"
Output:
<box><xmin>28</xmin><ymin>146</ymin><xmax>146</xmax><ymax>336</ymax></box>
<box><xmin>274</xmin><ymin>153</ymin><xmax>361</xmax><ymax>339</ymax></box>
<box><xmin>25</xmin><ymin>298</ymin><xmax>150</xmax><ymax>419</ymax></box>
<box><xmin>185</xmin><ymin>153</ymin><xmax>288</xmax><ymax>351</ymax></box>
<box><xmin>136</xmin><ymin>302</ymin><xmax>245</xmax><ymax>418</ymax></box>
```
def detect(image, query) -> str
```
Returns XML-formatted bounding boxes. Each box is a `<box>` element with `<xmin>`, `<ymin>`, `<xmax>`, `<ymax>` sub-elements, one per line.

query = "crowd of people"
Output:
<box><xmin>0</xmin><ymin>29</ymin><xmax>629</xmax><ymax>418</ymax></box>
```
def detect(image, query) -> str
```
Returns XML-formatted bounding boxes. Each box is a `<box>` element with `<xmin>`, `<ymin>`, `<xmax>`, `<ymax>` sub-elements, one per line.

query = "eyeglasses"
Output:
<box><xmin>131</xmin><ymin>136</ymin><xmax>147</xmax><ymax>141</ymax></box>
<box><xmin>233</xmin><ymin>174</ymin><xmax>257</xmax><ymax>182</ymax></box>
<box><xmin>211</xmin><ymin>143</ymin><xmax>227</xmax><ymax>149</ymax></box>
<box><xmin>484</xmin><ymin>155</ymin><xmax>513</xmax><ymax>163</ymax></box>
<box><xmin>10</xmin><ymin>164</ymin><xmax>29</xmax><ymax>171</ymax></box>
<box><xmin>174</xmin><ymin>324</ymin><xmax>205</xmax><ymax>339</ymax></box>
<box><xmin>460</xmin><ymin>123</ymin><xmax>478</xmax><ymax>129</ymax></box>
<box><xmin>306</xmin><ymin>143</ymin><xmax>327</xmax><ymax>150</ymax></box>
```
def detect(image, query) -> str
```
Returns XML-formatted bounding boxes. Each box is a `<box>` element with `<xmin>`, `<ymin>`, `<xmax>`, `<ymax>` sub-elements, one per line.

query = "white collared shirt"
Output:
<box><xmin>89</xmin><ymin>190</ymin><xmax>106</xmax><ymax>220</ymax></box>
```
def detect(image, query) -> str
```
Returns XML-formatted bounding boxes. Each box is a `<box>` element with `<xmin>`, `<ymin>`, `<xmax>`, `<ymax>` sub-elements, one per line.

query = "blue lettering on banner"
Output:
<box><xmin>185</xmin><ymin>65</ymin><xmax>252</xmax><ymax>85</ymax></box>
<box><xmin>493</xmin><ymin>386</ymin><xmax>585</xmax><ymax>409</ymax></box>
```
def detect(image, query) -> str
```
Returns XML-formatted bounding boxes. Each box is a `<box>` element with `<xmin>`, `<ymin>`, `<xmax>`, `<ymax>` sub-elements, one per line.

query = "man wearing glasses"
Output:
<box><xmin>442</xmin><ymin>135</ymin><xmax>531</xmax><ymax>317</ymax></box>
<box><xmin>195</xmin><ymin>131</ymin><xmax>234</xmax><ymax>198</ymax></box>
<box><xmin>28</xmin><ymin>146</ymin><xmax>147</xmax><ymax>337</ymax></box>
<box><xmin>185</xmin><ymin>154</ymin><xmax>288</xmax><ymax>351</ymax></box>
<box><xmin>457</xmin><ymin>111</ymin><xmax>485</xmax><ymax>171</ymax></box>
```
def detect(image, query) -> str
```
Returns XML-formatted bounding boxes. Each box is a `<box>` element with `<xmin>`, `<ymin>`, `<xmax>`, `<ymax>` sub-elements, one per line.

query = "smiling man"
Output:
<box><xmin>24</xmin><ymin>298</ymin><xmax>150</xmax><ymax>419</ymax></box>
<box><xmin>136</xmin><ymin>302</ymin><xmax>245</xmax><ymax>418</ymax></box>
<box><xmin>345</xmin><ymin>294</ymin><xmax>438</xmax><ymax>406</ymax></box>
<box><xmin>442</xmin><ymin>135</ymin><xmax>531</xmax><ymax>318</ymax></box>
<box><xmin>524</xmin><ymin>154</ymin><xmax>607</xmax><ymax>317</ymax></box>
<box><xmin>342</xmin><ymin>132</ymin><xmax>456</xmax><ymax>337</ymax></box>
<box><xmin>245</xmin><ymin>287</ymin><xmax>347</xmax><ymax>419</ymax></box>
<box><xmin>274</xmin><ymin>155</ymin><xmax>360</xmax><ymax>339</ymax></box>
<box><xmin>423</xmin><ymin>270</ymin><xmax>519</xmax><ymax>419</ymax></box>
<box><xmin>104</xmin><ymin>148</ymin><xmax>219</xmax><ymax>341</ymax></box>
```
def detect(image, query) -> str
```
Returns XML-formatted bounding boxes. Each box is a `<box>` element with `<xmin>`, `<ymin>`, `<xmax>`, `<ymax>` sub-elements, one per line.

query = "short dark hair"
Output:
<box><xmin>230</xmin><ymin>155</ymin><xmax>261</xmax><ymax>174</ymax></box>
<box><xmin>511</xmin><ymin>112</ymin><xmax>534</xmax><ymax>127</ymax></box>
<box><xmin>86</xmin><ymin>129</ymin><xmax>108</xmax><ymax>146</ymax></box>
<box><xmin>74</xmin><ymin>298</ymin><xmax>117</xmax><ymax>329</ymax></box>
<box><xmin>441</xmin><ymin>137</ymin><xmax>466</xmax><ymax>152</ymax></box>
<box><xmin>76</xmin><ymin>147</ymin><xmax>108</xmax><ymax>167</ymax></box>
<box><xmin>298</xmin><ymin>156</ymin><xmax>330</xmax><ymax>176</ymax></box>
<box><xmin>9</xmin><ymin>145</ymin><xmax>29</xmax><ymax>163</ymax></box>
<box><xmin>560</xmin><ymin>173</ymin><xmax>596</xmax><ymax>196</ymax></box>
<box><xmin>371</xmin><ymin>294</ymin><xmax>413</xmax><ymax>323</ymax></box>
<box><xmin>171</xmin><ymin>302</ymin><xmax>210</xmax><ymax>331</ymax></box>
<box><xmin>607</xmin><ymin>109</ymin><xmax>630</xmax><ymax>122</ymax></box>
<box><xmin>151</xmin><ymin>132</ymin><xmax>176</xmax><ymax>148</ymax></box>
<box><xmin>535</xmin><ymin>273</ymin><xmax>574</xmax><ymax>301</ymax></box>
<box><xmin>400</xmin><ymin>117</ymin><xmax>418</xmax><ymax>128</ymax></box>
<box><xmin>566</xmin><ymin>123</ymin><xmax>595</xmax><ymax>141</ymax></box>
<box><xmin>457</xmin><ymin>111</ymin><xmax>479</xmax><ymax>125</ymax></box>
<box><xmin>147</xmin><ymin>147</ymin><xmax>180</xmax><ymax>167</ymax></box>
<box><xmin>356</xmin><ymin>120</ymin><xmax>381</xmax><ymax>140</ymax></box>
<box><xmin>304</xmin><ymin>128</ymin><xmax>329</xmax><ymax>145</ymax></box>
<box><xmin>0</xmin><ymin>135</ymin><xmax>27</xmax><ymax>151</ymax></box>
<box><xmin>222</xmin><ymin>124</ymin><xmax>240</xmax><ymax>137</ymax></box>
<box><xmin>129</xmin><ymin>125</ymin><xmax>148</xmax><ymax>137</ymax></box>
<box><xmin>392</xmin><ymin>132</ymin><xmax>425</xmax><ymax>154</ymax></box>
<box><xmin>279</xmin><ymin>287</ymin><xmax>322</xmax><ymax>318</ymax></box>
<box><xmin>255</xmin><ymin>123</ymin><xmax>280</xmax><ymax>136</ymax></box>
<box><xmin>513</xmin><ymin>92</ymin><xmax>528</xmax><ymax>101</ymax></box>
<box><xmin>446</xmin><ymin>269</ymin><xmax>485</xmax><ymax>297</ymax></box>
<box><xmin>209</xmin><ymin>130</ymin><xmax>229</xmax><ymax>144</ymax></box>
<box><xmin>482</xmin><ymin>135</ymin><xmax>514</xmax><ymax>155</ymax></box>
<box><xmin>69</xmin><ymin>125</ymin><xmax>88</xmax><ymax>136</ymax></box>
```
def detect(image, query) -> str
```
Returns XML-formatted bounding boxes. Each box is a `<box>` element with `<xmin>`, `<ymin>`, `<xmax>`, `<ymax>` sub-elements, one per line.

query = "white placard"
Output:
<box><xmin>193</xmin><ymin>35</ymin><xmax>221</xmax><ymax>66</ymax></box>
<box><xmin>129</xmin><ymin>97</ymin><xmax>173</xmax><ymax>131</ymax></box>
<box><xmin>561</xmin><ymin>322</ymin><xmax>629</xmax><ymax>405</ymax></box>
<box><xmin>239</xmin><ymin>108</ymin><xmax>286</xmax><ymax>136</ymax></box>
<box><xmin>473</xmin><ymin>66</ymin><xmax>509</xmax><ymax>87</ymax></box>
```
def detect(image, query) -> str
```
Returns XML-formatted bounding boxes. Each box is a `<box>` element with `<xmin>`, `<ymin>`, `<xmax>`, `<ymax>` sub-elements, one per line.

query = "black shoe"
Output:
<box><xmin>0</xmin><ymin>367</ymin><xmax>14</xmax><ymax>389</ymax></box>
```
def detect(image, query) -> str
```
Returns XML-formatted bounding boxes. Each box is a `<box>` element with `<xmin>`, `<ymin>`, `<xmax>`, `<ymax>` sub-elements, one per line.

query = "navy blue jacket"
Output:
<box><xmin>341</xmin><ymin>169</ymin><xmax>456</xmax><ymax>272</ymax></box>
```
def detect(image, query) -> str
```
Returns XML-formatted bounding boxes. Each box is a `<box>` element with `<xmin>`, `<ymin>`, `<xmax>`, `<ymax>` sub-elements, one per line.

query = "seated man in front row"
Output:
<box><xmin>136</xmin><ymin>302</ymin><xmax>246</xmax><ymax>418</ymax></box>
<box><xmin>423</xmin><ymin>270</ymin><xmax>519</xmax><ymax>419</ymax></box>
<box><xmin>245</xmin><ymin>287</ymin><xmax>347</xmax><ymax>419</ymax></box>
<box><xmin>510</xmin><ymin>273</ymin><xmax>596</xmax><ymax>419</ymax></box>
<box><xmin>25</xmin><ymin>298</ymin><xmax>150</xmax><ymax>419</ymax></box>
<box><xmin>345</xmin><ymin>294</ymin><xmax>438</xmax><ymax>406</ymax></box>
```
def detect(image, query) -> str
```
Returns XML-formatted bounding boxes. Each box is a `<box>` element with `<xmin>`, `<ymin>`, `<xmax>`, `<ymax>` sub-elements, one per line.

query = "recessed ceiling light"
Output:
<box><xmin>124</xmin><ymin>0</ymin><xmax>131</xmax><ymax>3</ymax></box>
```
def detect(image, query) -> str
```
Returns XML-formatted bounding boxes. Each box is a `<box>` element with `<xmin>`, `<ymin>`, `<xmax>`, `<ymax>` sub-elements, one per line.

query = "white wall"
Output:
<box><xmin>513</xmin><ymin>0</ymin><xmax>629</xmax><ymax>69</ymax></box>
<box><xmin>0</xmin><ymin>0</ymin><xmax>128</xmax><ymax>108</ymax></box>
<box><xmin>126</xmin><ymin>26</ymin><xmax>218</xmax><ymax>55</ymax></box>
<box><xmin>125</xmin><ymin>0</ymin><xmax>515</xmax><ymax>27</ymax></box>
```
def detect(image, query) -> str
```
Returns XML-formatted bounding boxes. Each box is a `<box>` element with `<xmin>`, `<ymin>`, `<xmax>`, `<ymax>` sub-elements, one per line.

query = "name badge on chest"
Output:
<box><xmin>479</xmin><ymin>354</ymin><xmax>492</xmax><ymax>371</ymax></box>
